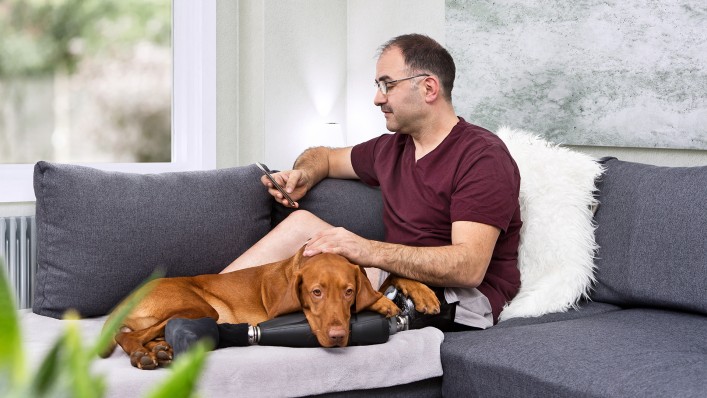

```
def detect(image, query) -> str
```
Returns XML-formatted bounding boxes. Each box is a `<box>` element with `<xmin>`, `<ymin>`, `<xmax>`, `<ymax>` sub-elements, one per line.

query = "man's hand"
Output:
<box><xmin>263</xmin><ymin>146</ymin><xmax>356</xmax><ymax>208</ymax></box>
<box><xmin>261</xmin><ymin>169</ymin><xmax>310</xmax><ymax>208</ymax></box>
<box><xmin>303</xmin><ymin>227</ymin><xmax>374</xmax><ymax>265</ymax></box>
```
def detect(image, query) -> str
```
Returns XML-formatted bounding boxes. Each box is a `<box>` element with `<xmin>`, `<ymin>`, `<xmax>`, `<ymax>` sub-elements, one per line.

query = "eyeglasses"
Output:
<box><xmin>374</xmin><ymin>73</ymin><xmax>430</xmax><ymax>95</ymax></box>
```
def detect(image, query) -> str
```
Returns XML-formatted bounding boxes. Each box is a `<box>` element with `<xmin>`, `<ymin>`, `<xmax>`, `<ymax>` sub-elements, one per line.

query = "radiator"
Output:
<box><xmin>1</xmin><ymin>216</ymin><xmax>36</xmax><ymax>309</ymax></box>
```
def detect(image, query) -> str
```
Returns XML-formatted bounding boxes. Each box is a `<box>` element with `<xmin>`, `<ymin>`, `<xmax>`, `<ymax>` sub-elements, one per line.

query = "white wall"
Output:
<box><xmin>232</xmin><ymin>0</ymin><xmax>349</xmax><ymax>171</ymax></box>
<box><xmin>263</xmin><ymin>1</ymin><xmax>348</xmax><ymax>170</ymax></box>
<box><xmin>216</xmin><ymin>0</ymin><xmax>239</xmax><ymax>169</ymax></box>
<box><xmin>345</xmin><ymin>0</ymin><xmax>446</xmax><ymax>146</ymax></box>
<box><xmin>229</xmin><ymin>0</ymin><xmax>445</xmax><ymax>171</ymax></box>
<box><xmin>227</xmin><ymin>0</ymin><xmax>706</xmax><ymax>169</ymax></box>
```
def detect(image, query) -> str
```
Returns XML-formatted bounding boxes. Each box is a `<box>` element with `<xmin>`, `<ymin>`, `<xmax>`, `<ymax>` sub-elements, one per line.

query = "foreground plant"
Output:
<box><xmin>0</xmin><ymin>259</ymin><xmax>208</xmax><ymax>398</ymax></box>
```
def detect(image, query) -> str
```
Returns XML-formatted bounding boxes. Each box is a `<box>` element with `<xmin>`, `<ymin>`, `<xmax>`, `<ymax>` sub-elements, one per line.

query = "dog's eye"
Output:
<box><xmin>345</xmin><ymin>288</ymin><xmax>354</xmax><ymax>297</ymax></box>
<box><xmin>312</xmin><ymin>289</ymin><xmax>322</xmax><ymax>297</ymax></box>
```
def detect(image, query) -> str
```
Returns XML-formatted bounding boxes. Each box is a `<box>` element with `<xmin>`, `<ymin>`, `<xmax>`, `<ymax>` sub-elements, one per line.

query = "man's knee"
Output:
<box><xmin>284</xmin><ymin>210</ymin><xmax>323</xmax><ymax>226</ymax></box>
<box><xmin>280</xmin><ymin>210</ymin><xmax>332</xmax><ymax>235</ymax></box>
<box><xmin>287</xmin><ymin>209</ymin><xmax>316</xmax><ymax>222</ymax></box>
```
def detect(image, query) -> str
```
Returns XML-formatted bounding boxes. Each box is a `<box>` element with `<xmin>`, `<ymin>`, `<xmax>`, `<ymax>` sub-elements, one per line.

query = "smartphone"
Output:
<box><xmin>255</xmin><ymin>162</ymin><xmax>296</xmax><ymax>207</ymax></box>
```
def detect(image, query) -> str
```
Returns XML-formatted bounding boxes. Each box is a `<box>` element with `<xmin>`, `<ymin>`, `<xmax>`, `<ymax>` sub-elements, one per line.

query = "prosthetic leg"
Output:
<box><xmin>165</xmin><ymin>286</ymin><xmax>450</xmax><ymax>356</ymax></box>
<box><xmin>165</xmin><ymin>311</ymin><xmax>407</xmax><ymax>356</ymax></box>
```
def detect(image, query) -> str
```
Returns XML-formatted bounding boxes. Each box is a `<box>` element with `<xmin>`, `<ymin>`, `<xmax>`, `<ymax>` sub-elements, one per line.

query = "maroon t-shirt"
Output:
<box><xmin>350</xmin><ymin>118</ymin><xmax>522</xmax><ymax>323</ymax></box>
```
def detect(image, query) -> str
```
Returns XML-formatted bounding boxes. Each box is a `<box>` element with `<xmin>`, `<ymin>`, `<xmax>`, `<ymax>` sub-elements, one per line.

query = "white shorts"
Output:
<box><xmin>444</xmin><ymin>287</ymin><xmax>494</xmax><ymax>329</ymax></box>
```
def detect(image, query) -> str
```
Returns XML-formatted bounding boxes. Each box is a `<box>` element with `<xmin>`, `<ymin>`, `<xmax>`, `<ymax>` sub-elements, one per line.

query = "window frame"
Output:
<box><xmin>0</xmin><ymin>0</ymin><xmax>216</xmax><ymax>203</ymax></box>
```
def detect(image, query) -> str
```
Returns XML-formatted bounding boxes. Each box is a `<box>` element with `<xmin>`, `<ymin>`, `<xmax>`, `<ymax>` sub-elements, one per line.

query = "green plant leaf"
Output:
<box><xmin>0</xmin><ymin>259</ymin><xmax>26</xmax><ymax>390</ymax></box>
<box><xmin>144</xmin><ymin>341</ymin><xmax>210</xmax><ymax>398</ymax></box>
<box><xmin>0</xmin><ymin>264</ymin><xmax>207</xmax><ymax>398</ymax></box>
<box><xmin>26</xmin><ymin>338</ymin><xmax>63</xmax><ymax>397</ymax></box>
<box><xmin>64</xmin><ymin>311</ymin><xmax>106</xmax><ymax>398</ymax></box>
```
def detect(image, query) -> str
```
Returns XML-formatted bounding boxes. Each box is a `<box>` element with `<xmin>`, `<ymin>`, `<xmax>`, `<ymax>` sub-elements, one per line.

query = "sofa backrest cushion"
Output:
<box><xmin>592</xmin><ymin>158</ymin><xmax>707</xmax><ymax>315</ymax></box>
<box><xmin>272</xmin><ymin>178</ymin><xmax>385</xmax><ymax>242</ymax></box>
<box><xmin>33</xmin><ymin>162</ymin><xmax>272</xmax><ymax>319</ymax></box>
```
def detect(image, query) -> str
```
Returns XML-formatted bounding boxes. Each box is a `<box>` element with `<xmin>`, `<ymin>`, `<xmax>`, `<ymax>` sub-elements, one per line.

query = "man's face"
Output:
<box><xmin>374</xmin><ymin>47</ymin><xmax>425</xmax><ymax>134</ymax></box>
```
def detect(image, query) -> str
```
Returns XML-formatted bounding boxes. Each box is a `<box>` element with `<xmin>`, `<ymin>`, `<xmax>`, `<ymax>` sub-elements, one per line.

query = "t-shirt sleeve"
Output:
<box><xmin>450</xmin><ymin>144</ymin><xmax>520</xmax><ymax>232</ymax></box>
<box><xmin>350</xmin><ymin>136</ymin><xmax>383</xmax><ymax>187</ymax></box>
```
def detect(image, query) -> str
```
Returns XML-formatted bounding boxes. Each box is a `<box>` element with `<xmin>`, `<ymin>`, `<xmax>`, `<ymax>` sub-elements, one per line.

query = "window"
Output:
<box><xmin>0</xmin><ymin>0</ymin><xmax>215</xmax><ymax>203</ymax></box>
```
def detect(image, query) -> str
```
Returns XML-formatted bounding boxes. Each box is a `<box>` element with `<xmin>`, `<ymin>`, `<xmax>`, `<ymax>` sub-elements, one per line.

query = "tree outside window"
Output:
<box><xmin>0</xmin><ymin>0</ymin><xmax>172</xmax><ymax>164</ymax></box>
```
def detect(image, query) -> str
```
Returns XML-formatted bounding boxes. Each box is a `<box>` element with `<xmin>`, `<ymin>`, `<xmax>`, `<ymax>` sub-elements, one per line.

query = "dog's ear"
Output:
<box><xmin>262</xmin><ymin>248</ymin><xmax>307</xmax><ymax>318</ymax></box>
<box><xmin>354</xmin><ymin>266</ymin><xmax>383</xmax><ymax>313</ymax></box>
<box><xmin>264</xmin><ymin>271</ymin><xmax>303</xmax><ymax>318</ymax></box>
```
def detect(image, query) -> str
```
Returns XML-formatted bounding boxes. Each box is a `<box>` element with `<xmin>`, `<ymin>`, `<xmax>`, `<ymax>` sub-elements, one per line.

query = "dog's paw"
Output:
<box><xmin>147</xmin><ymin>340</ymin><xmax>173</xmax><ymax>367</ymax></box>
<box><xmin>394</xmin><ymin>279</ymin><xmax>440</xmax><ymax>315</ymax></box>
<box><xmin>411</xmin><ymin>292</ymin><xmax>440</xmax><ymax>315</ymax></box>
<box><xmin>368</xmin><ymin>295</ymin><xmax>400</xmax><ymax>317</ymax></box>
<box><xmin>130</xmin><ymin>350</ymin><xmax>158</xmax><ymax>370</ymax></box>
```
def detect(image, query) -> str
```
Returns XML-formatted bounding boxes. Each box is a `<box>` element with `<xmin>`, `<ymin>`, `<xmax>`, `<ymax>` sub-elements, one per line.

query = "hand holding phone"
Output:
<box><xmin>255</xmin><ymin>162</ymin><xmax>297</xmax><ymax>207</ymax></box>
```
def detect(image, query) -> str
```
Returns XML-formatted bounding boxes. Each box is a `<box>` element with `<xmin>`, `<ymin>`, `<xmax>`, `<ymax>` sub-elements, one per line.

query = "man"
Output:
<box><xmin>167</xmin><ymin>34</ymin><xmax>521</xmax><ymax>352</ymax></box>
<box><xmin>222</xmin><ymin>33</ymin><xmax>522</xmax><ymax>331</ymax></box>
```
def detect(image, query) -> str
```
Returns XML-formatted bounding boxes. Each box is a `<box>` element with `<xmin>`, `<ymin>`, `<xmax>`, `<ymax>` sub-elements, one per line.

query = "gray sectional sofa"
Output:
<box><xmin>439</xmin><ymin>157</ymin><xmax>707</xmax><ymax>397</ymax></box>
<box><xmin>24</xmin><ymin>155</ymin><xmax>707</xmax><ymax>397</ymax></box>
<box><xmin>286</xmin><ymin>157</ymin><xmax>707</xmax><ymax>397</ymax></box>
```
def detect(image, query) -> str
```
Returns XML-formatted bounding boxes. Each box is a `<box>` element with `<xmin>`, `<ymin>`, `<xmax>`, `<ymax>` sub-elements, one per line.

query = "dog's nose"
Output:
<box><xmin>328</xmin><ymin>326</ymin><xmax>347</xmax><ymax>346</ymax></box>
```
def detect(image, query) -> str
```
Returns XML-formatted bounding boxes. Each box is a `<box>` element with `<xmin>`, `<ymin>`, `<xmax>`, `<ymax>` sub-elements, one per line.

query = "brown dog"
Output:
<box><xmin>101</xmin><ymin>247</ymin><xmax>440</xmax><ymax>369</ymax></box>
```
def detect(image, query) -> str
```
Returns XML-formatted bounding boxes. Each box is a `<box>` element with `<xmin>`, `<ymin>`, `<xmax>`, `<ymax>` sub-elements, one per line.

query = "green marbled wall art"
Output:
<box><xmin>446</xmin><ymin>0</ymin><xmax>707</xmax><ymax>149</ymax></box>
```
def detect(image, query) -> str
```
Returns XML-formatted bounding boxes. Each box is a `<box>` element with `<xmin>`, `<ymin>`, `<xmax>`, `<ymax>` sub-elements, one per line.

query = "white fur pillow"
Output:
<box><xmin>496</xmin><ymin>127</ymin><xmax>604</xmax><ymax>321</ymax></box>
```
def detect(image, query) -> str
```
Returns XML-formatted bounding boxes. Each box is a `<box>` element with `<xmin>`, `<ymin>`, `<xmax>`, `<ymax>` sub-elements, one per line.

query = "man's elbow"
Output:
<box><xmin>458</xmin><ymin>274</ymin><xmax>483</xmax><ymax>289</ymax></box>
<box><xmin>457</xmin><ymin>260</ymin><xmax>490</xmax><ymax>288</ymax></box>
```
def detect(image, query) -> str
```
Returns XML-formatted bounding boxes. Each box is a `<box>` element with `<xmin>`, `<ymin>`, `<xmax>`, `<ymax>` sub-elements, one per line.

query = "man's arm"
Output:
<box><xmin>264</xmin><ymin>146</ymin><xmax>356</xmax><ymax>207</ymax></box>
<box><xmin>291</xmin><ymin>146</ymin><xmax>356</xmax><ymax>187</ymax></box>
<box><xmin>304</xmin><ymin>220</ymin><xmax>500</xmax><ymax>288</ymax></box>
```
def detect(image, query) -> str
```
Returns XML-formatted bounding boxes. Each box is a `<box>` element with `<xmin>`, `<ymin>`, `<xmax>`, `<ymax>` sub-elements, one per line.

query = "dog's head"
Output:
<box><xmin>264</xmin><ymin>250</ymin><xmax>382</xmax><ymax>347</ymax></box>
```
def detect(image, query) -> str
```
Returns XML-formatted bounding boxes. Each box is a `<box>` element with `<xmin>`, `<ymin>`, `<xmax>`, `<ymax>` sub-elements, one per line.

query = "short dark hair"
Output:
<box><xmin>378</xmin><ymin>34</ymin><xmax>455</xmax><ymax>101</ymax></box>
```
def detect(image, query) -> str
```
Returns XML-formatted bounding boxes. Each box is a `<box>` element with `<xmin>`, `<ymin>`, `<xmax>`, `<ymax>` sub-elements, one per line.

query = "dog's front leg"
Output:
<box><xmin>380</xmin><ymin>276</ymin><xmax>441</xmax><ymax>315</ymax></box>
<box><xmin>367</xmin><ymin>295</ymin><xmax>400</xmax><ymax>317</ymax></box>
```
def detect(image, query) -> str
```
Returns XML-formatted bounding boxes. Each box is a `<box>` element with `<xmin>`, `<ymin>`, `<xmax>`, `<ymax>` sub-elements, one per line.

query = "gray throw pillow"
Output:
<box><xmin>33</xmin><ymin>162</ymin><xmax>272</xmax><ymax>319</ymax></box>
<box><xmin>592</xmin><ymin>158</ymin><xmax>707</xmax><ymax>315</ymax></box>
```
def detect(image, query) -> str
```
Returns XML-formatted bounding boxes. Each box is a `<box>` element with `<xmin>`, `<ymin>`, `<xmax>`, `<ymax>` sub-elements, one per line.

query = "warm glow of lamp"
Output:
<box><xmin>308</xmin><ymin>122</ymin><xmax>345</xmax><ymax>148</ymax></box>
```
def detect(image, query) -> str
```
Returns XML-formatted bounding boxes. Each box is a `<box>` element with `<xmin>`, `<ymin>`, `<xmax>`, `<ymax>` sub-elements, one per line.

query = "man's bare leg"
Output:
<box><xmin>220</xmin><ymin>210</ymin><xmax>332</xmax><ymax>273</ymax></box>
<box><xmin>220</xmin><ymin>209</ymin><xmax>384</xmax><ymax>288</ymax></box>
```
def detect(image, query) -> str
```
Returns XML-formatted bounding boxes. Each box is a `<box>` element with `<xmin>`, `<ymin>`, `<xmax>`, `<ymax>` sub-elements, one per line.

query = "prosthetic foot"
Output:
<box><xmin>384</xmin><ymin>285</ymin><xmax>457</xmax><ymax>330</ymax></box>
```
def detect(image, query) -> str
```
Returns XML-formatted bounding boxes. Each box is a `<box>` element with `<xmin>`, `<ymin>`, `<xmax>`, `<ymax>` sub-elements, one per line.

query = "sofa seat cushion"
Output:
<box><xmin>441</xmin><ymin>308</ymin><xmax>707</xmax><ymax>398</ymax></box>
<box><xmin>495</xmin><ymin>300</ymin><xmax>622</xmax><ymax>328</ymax></box>
<box><xmin>20</xmin><ymin>310</ymin><xmax>444</xmax><ymax>397</ymax></box>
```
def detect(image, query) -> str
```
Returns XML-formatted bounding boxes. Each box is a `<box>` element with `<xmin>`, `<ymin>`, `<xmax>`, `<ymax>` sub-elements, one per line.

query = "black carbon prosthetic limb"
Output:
<box><xmin>165</xmin><ymin>287</ymin><xmax>424</xmax><ymax>353</ymax></box>
<box><xmin>250</xmin><ymin>312</ymin><xmax>319</xmax><ymax>347</ymax></box>
<box><xmin>250</xmin><ymin>311</ymin><xmax>408</xmax><ymax>347</ymax></box>
<box><xmin>166</xmin><ymin>312</ymin><xmax>408</xmax><ymax>355</ymax></box>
